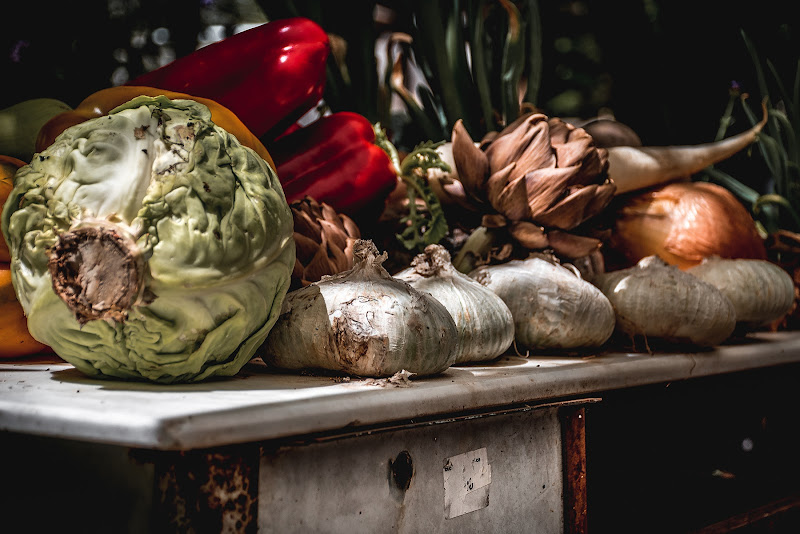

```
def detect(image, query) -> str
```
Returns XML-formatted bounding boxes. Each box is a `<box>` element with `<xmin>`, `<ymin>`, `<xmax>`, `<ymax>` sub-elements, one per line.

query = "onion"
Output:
<box><xmin>606</xmin><ymin>181</ymin><xmax>766</xmax><ymax>270</ymax></box>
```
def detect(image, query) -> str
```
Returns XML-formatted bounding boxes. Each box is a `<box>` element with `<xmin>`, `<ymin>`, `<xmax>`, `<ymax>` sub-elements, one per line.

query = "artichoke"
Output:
<box><xmin>1</xmin><ymin>96</ymin><xmax>295</xmax><ymax>383</ymax></box>
<box><xmin>290</xmin><ymin>196</ymin><xmax>361</xmax><ymax>290</ymax></box>
<box><xmin>446</xmin><ymin>112</ymin><xmax>615</xmax><ymax>265</ymax></box>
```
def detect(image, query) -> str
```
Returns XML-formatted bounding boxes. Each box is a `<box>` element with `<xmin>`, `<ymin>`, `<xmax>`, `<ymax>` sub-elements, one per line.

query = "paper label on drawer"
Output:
<box><xmin>443</xmin><ymin>447</ymin><xmax>492</xmax><ymax>519</ymax></box>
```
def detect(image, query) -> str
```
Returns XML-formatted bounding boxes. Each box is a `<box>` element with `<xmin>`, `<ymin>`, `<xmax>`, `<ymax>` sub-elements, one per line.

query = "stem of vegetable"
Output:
<box><xmin>47</xmin><ymin>223</ymin><xmax>146</xmax><ymax>325</ymax></box>
<box><xmin>714</xmin><ymin>84</ymin><xmax>740</xmax><ymax>142</ymax></box>
<box><xmin>374</xmin><ymin>123</ymin><xmax>401</xmax><ymax>172</ymax></box>
<box><xmin>452</xmin><ymin>225</ymin><xmax>496</xmax><ymax>273</ymax></box>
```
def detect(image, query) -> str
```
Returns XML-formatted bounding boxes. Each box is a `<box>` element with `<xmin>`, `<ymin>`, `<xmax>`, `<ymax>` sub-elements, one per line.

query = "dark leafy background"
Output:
<box><xmin>2</xmin><ymin>1</ymin><xmax>796</xmax><ymax>147</ymax></box>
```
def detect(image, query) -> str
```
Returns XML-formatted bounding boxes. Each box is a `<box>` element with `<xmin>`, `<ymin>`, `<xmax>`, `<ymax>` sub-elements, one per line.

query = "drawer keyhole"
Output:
<box><xmin>390</xmin><ymin>450</ymin><xmax>414</xmax><ymax>491</ymax></box>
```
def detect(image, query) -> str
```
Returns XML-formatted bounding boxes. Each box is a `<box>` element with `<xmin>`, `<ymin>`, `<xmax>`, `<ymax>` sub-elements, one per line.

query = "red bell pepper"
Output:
<box><xmin>127</xmin><ymin>17</ymin><xmax>330</xmax><ymax>141</ymax></box>
<box><xmin>268</xmin><ymin>112</ymin><xmax>399</xmax><ymax>220</ymax></box>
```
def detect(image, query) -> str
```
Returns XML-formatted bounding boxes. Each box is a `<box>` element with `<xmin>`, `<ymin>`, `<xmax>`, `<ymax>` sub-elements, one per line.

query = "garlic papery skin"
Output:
<box><xmin>469</xmin><ymin>255</ymin><xmax>616</xmax><ymax>350</ymax></box>
<box><xmin>593</xmin><ymin>255</ymin><xmax>736</xmax><ymax>346</ymax></box>
<box><xmin>395</xmin><ymin>244</ymin><xmax>515</xmax><ymax>364</ymax></box>
<box><xmin>260</xmin><ymin>240</ymin><xmax>458</xmax><ymax>377</ymax></box>
<box><xmin>687</xmin><ymin>257</ymin><xmax>795</xmax><ymax>327</ymax></box>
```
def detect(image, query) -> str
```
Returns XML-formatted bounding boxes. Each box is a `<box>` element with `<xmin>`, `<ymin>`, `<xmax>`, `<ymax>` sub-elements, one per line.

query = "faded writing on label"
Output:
<box><xmin>443</xmin><ymin>447</ymin><xmax>491</xmax><ymax>519</ymax></box>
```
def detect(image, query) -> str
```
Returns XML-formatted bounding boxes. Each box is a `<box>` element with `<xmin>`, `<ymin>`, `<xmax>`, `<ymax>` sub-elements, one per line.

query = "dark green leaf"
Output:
<box><xmin>499</xmin><ymin>0</ymin><xmax>525</xmax><ymax>125</ymax></box>
<box><xmin>468</xmin><ymin>0</ymin><xmax>496</xmax><ymax>134</ymax></box>
<box><xmin>770</xmin><ymin>108</ymin><xmax>799</xmax><ymax>165</ymax></box>
<box><xmin>416</xmin><ymin>85</ymin><xmax>450</xmax><ymax>139</ymax></box>
<box><xmin>521</xmin><ymin>0</ymin><xmax>542</xmax><ymax>107</ymax></box>
<box><xmin>702</xmin><ymin>167</ymin><xmax>760</xmax><ymax>205</ymax></box>
<box><xmin>757</xmin><ymin>132</ymin><xmax>789</xmax><ymax>194</ymax></box>
<box><xmin>714</xmin><ymin>87</ymin><xmax>740</xmax><ymax>142</ymax></box>
<box><xmin>793</xmin><ymin>58</ymin><xmax>800</xmax><ymax>127</ymax></box>
<box><xmin>741</xmin><ymin>31</ymin><xmax>782</xmax><ymax>148</ymax></box>
<box><xmin>445</xmin><ymin>0</ymin><xmax>481</xmax><ymax>131</ymax></box>
<box><xmin>410</xmin><ymin>0</ymin><xmax>473</xmax><ymax>134</ymax></box>
<box><xmin>754</xmin><ymin>194</ymin><xmax>800</xmax><ymax>232</ymax></box>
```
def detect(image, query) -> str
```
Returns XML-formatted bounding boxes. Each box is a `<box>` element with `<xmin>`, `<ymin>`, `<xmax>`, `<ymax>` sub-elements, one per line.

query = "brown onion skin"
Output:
<box><xmin>605</xmin><ymin>181</ymin><xmax>766</xmax><ymax>270</ymax></box>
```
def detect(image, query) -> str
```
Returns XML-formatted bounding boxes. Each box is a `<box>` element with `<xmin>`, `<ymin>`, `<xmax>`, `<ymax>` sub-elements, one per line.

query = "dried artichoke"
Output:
<box><xmin>448</xmin><ymin>112</ymin><xmax>615</xmax><ymax>264</ymax></box>
<box><xmin>291</xmin><ymin>196</ymin><xmax>361</xmax><ymax>290</ymax></box>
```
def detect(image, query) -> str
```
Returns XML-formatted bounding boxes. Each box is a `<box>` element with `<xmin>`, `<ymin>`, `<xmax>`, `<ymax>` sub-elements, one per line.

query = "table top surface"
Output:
<box><xmin>2</xmin><ymin>331</ymin><xmax>799</xmax><ymax>450</ymax></box>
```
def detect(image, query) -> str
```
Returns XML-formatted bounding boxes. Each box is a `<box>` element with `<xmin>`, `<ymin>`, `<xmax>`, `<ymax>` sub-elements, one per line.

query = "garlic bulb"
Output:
<box><xmin>687</xmin><ymin>257</ymin><xmax>795</xmax><ymax>327</ymax></box>
<box><xmin>260</xmin><ymin>240</ymin><xmax>458</xmax><ymax>377</ymax></box>
<box><xmin>469</xmin><ymin>255</ymin><xmax>615</xmax><ymax>350</ymax></box>
<box><xmin>395</xmin><ymin>244</ymin><xmax>515</xmax><ymax>363</ymax></box>
<box><xmin>593</xmin><ymin>255</ymin><xmax>736</xmax><ymax>346</ymax></box>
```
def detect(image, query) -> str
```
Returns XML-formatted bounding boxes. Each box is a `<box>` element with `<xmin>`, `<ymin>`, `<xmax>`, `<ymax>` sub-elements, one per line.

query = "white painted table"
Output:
<box><xmin>2</xmin><ymin>331</ymin><xmax>799</xmax><ymax>533</ymax></box>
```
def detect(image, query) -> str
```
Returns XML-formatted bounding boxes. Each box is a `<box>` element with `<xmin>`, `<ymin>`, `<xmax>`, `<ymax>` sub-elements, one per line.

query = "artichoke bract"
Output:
<box><xmin>1</xmin><ymin>96</ymin><xmax>295</xmax><ymax>383</ymax></box>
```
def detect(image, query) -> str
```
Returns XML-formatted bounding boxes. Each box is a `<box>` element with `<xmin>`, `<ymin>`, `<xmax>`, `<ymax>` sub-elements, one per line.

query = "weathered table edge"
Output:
<box><xmin>1</xmin><ymin>331</ymin><xmax>799</xmax><ymax>450</ymax></box>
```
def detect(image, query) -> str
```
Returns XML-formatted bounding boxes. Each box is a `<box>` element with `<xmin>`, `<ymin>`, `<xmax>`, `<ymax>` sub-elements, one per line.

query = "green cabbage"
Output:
<box><xmin>1</xmin><ymin>96</ymin><xmax>295</xmax><ymax>383</ymax></box>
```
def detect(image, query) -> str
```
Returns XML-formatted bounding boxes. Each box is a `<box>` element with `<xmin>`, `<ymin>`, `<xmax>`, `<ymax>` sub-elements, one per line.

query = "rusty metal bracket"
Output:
<box><xmin>561</xmin><ymin>404</ymin><xmax>589</xmax><ymax>534</ymax></box>
<box><xmin>149</xmin><ymin>443</ymin><xmax>260</xmax><ymax>534</ymax></box>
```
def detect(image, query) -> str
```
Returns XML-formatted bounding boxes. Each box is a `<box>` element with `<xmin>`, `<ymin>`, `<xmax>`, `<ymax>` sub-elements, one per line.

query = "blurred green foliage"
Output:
<box><xmin>701</xmin><ymin>30</ymin><xmax>800</xmax><ymax>236</ymax></box>
<box><xmin>2</xmin><ymin>0</ymin><xmax>795</xmax><ymax>157</ymax></box>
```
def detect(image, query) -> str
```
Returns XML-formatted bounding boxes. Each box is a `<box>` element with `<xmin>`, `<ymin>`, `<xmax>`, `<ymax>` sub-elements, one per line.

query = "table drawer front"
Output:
<box><xmin>258</xmin><ymin>406</ymin><xmax>564</xmax><ymax>534</ymax></box>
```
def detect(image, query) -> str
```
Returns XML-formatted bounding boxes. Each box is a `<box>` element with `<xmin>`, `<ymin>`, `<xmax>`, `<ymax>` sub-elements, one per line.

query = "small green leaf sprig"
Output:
<box><xmin>396</xmin><ymin>141</ymin><xmax>451</xmax><ymax>252</ymax></box>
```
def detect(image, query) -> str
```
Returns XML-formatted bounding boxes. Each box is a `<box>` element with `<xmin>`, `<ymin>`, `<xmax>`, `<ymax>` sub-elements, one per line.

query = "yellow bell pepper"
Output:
<box><xmin>36</xmin><ymin>86</ymin><xmax>275</xmax><ymax>168</ymax></box>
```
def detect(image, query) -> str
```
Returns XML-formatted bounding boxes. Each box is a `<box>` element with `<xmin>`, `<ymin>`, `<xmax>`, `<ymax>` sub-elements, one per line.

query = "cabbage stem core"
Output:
<box><xmin>47</xmin><ymin>224</ymin><xmax>144</xmax><ymax>324</ymax></box>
